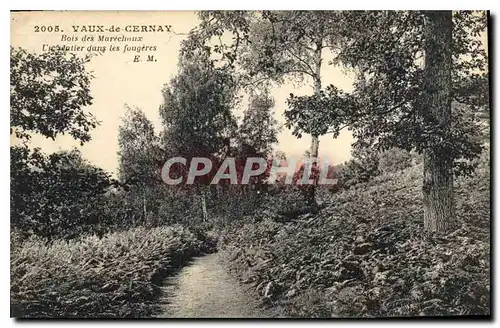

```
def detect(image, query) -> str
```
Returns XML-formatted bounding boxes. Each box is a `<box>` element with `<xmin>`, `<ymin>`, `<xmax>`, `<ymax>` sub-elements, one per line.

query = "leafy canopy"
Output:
<box><xmin>284</xmin><ymin>11</ymin><xmax>488</xmax><ymax>176</ymax></box>
<box><xmin>10</xmin><ymin>47</ymin><xmax>97</xmax><ymax>144</ymax></box>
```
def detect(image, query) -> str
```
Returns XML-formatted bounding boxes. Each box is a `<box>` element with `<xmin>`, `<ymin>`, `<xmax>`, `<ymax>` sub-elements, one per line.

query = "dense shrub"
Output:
<box><xmin>336</xmin><ymin>147</ymin><xmax>380</xmax><ymax>189</ymax></box>
<box><xmin>209</xmin><ymin>187</ymin><xmax>265</xmax><ymax>223</ymax></box>
<box><xmin>10</xmin><ymin>147</ymin><xmax>117</xmax><ymax>240</ymax></box>
<box><xmin>10</xmin><ymin>146</ymin><xmax>206</xmax><ymax>240</ymax></box>
<box><xmin>378</xmin><ymin>148</ymin><xmax>412</xmax><ymax>174</ymax></box>
<box><xmin>11</xmin><ymin>225</ymin><xmax>205</xmax><ymax>318</ymax></box>
<box><xmin>262</xmin><ymin>187</ymin><xmax>310</xmax><ymax>215</ymax></box>
<box><xmin>219</xmin><ymin>158</ymin><xmax>490</xmax><ymax>317</ymax></box>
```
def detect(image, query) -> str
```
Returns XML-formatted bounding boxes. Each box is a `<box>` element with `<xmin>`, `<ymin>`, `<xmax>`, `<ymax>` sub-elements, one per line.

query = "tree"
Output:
<box><xmin>421</xmin><ymin>11</ymin><xmax>454</xmax><ymax>231</ymax></box>
<box><xmin>284</xmin><ymin>11</ymin><xmax>488</xmax><ymax>232</ymax></box>
<box><xmin>225</xmin><ymin>92</ymin><xmax>281</xmax><ymax>197</ymax></box>
<box><xmin>160</xmin><ymin>51</ymin><xmax>239</xmax><ymax>221</ymax></box>
<box><xmin>10</xmin><ymin>47</ymin><xmax>97</xmax><ymax>144</ymax></box>
<box><xmin>10</xmin><ymin>47</ymin><xmax>104</xmax><ymax>238</ymax></box>
<box><xmin>244</xmin><ymin>12</ymin><xmax>344</xmax><ymax>203</ymax></box>
<box><xmin>185</xmin><ymin>11</ymin><xmax>346</xmax><ymax>204</ymax></box>
<box><xmin>11</xmin><ymin>148</ymin><xmax>114</xmax><ymax>239</ymax></box>
<box><xmin>118</xmin><ymin>105</ymin><xmax>161</xmax><ymax>185</ymax></box>
<box><xmin>117</xmin><ymin>105</ymin><xmax>162</xmax><ymax>221</ymax></box>
<box><xmin>160</xmin><ymin>52</ymin><xmax>238</xmax><ymax>160</ymax></box>
<box><xmin>236</xmin><ymin>92</ymin><xmax>279</xmax><ymax>158</ymax></box>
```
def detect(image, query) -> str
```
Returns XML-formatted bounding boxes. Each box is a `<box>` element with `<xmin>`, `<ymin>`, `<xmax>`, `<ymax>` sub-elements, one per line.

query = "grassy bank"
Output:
<box><xmin>219</xmin><ymin>158</ymin><xmax>490</xmax><ymax>317</ymax></box>
<box><xmin>11</xmin><ymin>225</ymin><xmax>204</xmax><ymax>318</ymax></box>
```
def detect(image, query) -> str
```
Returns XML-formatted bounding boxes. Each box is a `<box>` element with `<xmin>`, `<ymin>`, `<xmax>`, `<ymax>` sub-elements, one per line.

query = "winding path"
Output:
<box><xmin>157</xmin><ymin>253</ymin><xmax>272</xmax><ymax>318</ymax></box>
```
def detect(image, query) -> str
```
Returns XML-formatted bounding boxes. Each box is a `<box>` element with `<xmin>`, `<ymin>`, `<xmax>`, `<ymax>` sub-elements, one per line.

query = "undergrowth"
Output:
<box><xmin>11</xmin><ymin>225</ymin><xmax>206</xmax><ymax>318</ymax></box>
<box><xmin>219</xmin><ymin>153</ymin><xmax>490</xmax><ymax>317</ymax></box>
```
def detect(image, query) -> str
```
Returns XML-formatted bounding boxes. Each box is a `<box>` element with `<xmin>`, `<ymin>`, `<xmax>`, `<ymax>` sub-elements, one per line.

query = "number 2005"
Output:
<box><xmin>34</xmin><ymin>26</ymin><xmax>61</xmax><ymax>32</ymax></box>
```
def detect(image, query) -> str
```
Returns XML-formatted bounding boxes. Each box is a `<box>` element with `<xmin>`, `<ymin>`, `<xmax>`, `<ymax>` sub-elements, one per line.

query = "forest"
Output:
<box><xmin>10</xmin><ymin>10</ymin><xmax>490</xmax><ymax>318</ymax></box>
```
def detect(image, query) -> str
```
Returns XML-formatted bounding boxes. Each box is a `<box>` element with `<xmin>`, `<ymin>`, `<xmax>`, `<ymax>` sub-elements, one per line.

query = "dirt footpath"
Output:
<box><xmin>158</xmin><ymin>253</ymin><xmax>272</xmax><ymax>318</ymax></box>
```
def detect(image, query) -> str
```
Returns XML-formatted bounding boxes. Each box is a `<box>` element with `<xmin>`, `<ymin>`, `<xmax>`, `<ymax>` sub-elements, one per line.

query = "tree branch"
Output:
<box><xmin>281</xmin><ymin>68</ymin><xmax>316</xmax><ymax>79</ymax></box>
<box><xmin>324</xmin><ymin>100</ymin><xmax>408</xmax><ymax>135</ymax></box>
<box><xmin>286</xmin><ymin>45</ymin><xmax>316</xmax><ymax>76</ymax></box>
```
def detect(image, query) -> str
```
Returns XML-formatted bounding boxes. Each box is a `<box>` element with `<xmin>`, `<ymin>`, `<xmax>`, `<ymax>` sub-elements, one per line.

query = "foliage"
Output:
<box><xmin>237</xmin><ymin>11</ymin><xmax>340</xmax><ymax>87</ymax></box>
<box><xmin>10</xmin><ymin>47</ymin><xmax>97</xmax><ymax>144</ymax></box>
<box><xmin>285</xmin><ymin>11</ymin><xmax>488</xmax><ymax>177</ymax></box>
<box><xmin>116</xmin><ymin>105</ymin><xmax>167</xmax><ymax>225</ymax></box>
<box><xmin>10</xmin><ymin>147</ymin><xmax>116</xmax><ymax>240</ymax></box>
<box><xmin>160</xmin><ymin>51</ymin><xmax>238</xmax><ymax>161</ymax></box>
<box><xmin>336</xmin><ymin>145</ymin><xmax>380</xmax><ymax>188</ymax></box>
<box><xmin>187</xmin><ymin>11</ymin><xmax>341</xmax><ymax>89</ymax></box>
<box><xmin>219</xmin><ymin>154</ymin><xmax>490</xmax><ymax>317</ymax></box>
<box><xmin>118</xmin><ymin>105</ymin><xmax>162</xmax><ymax>186</ymax></box>
<box><xmin>10</xmin><ymin>143</ymin><xmax>202</xmax><ymax>239</ymax></box>
<box><xmin>284</xmin><ymin>85</ymin><xmax>351</xmax><ymax>139</ymax></box>
<box><xmin>11</xmin><ymin>225</ymin><xmax>206</xmax><ymax>318</ymax></box>
<box><xmin>188</xmin><ymin>11</ymin><xmax>347</xmax><ymax>167</ymax></box>
<box><xmin>378</xmin><ymin>148</ymin><xmax>413</xmax><ymax>174</ymax></box>
<box><xmin>236</xmin><ymin>92</ymin><xmax>279</xmax><ymax>158</ymax></box>
<box><xmin>181</xmin><ymin>11</ymin><xmax>253</xmax><ymax>69</ymax></box>
<box><xmin>10</xmin><ymin>46</ymin><xmax>110</xmax><ymax>240</ymax></box>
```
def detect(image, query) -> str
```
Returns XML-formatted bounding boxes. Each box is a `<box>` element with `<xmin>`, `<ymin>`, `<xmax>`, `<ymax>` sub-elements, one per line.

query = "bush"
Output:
<box><xmin>336</xmin><ymin>146</ymin><xmax>380</xmax><ymax>189</ymax></box>
<box><xmin>209</xmin><ymin>187</ymin><xmax>266</xmax><ymax>225</ymax></box>
<box><xmin>10</xmin><ymin>145</ymin><xmax>205</xmax><ymax>240</ymax></box>
<box><xmin>10</xmin><ymin>147</ymin><xmax>117</xmax><ymax>240</ymax></box>
<box><xmin>378</xmin><ymin>148</ymin><xmax>412</xmax><ymax>174</ymax></box>
<box><xmin>263</xmin><ymin>187</ymin><xmax>311</xmax><ymax>214</ymax></box>
<box><xmin>337</xmin><ymin>159</ymin><xmax>379</xmax><ymax>189</ymax></box>
<box><xmin>11</xmin><ymin>225</ymin><xmax>205</xmax><ymax>318</ymax></box>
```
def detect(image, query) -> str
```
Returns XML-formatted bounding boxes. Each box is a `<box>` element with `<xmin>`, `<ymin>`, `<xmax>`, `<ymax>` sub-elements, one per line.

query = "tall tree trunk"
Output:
<box><xmin>201</xmin><ymin>186</ymin><xmax>208</xmax><ymax>222</ymax></box>
<box><xmin>311</xmin><ymin>41</ymin><xmax>322</xmax><ymax>159</ymax></box>
<box><xmin>305</xmin><ymin>40</ymin><xmax>323</xmax><ymax>206</ymax></box>
<box><xmin>422</xmin><ymin>11</ymin><xmax>454</xmax><ymax>233</ymax></box>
